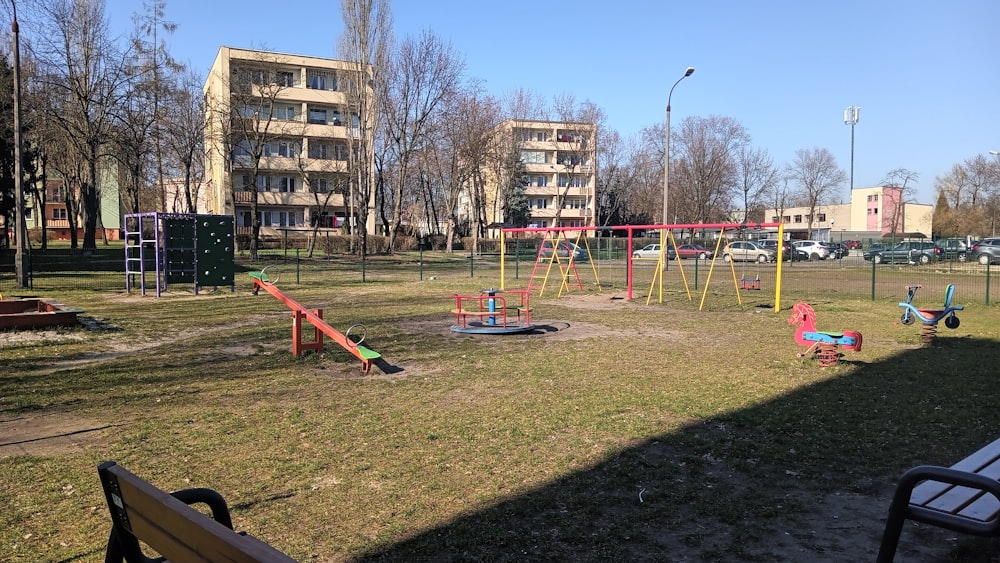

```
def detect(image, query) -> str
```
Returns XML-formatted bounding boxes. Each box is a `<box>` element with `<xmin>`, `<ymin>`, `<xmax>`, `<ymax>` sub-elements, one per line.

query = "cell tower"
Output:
<box><xmin>844</xmin><ymin>106</ymin><xmax>861</xmax><ymax>190</ymax></box>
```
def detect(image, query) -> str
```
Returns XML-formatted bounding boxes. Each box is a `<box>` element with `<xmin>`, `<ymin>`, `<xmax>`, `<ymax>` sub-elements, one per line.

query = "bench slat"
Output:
<box><xmin>910</xmin><ymin>438</ymin><xmax>1000</xmax><ymax>505</ymax></box>
<box><xmin>102</xmin><ymin>463</ymin><xmax>295</xmax><ymax>562</ymax></box>
<box><xmin>923</xmin><ymin>460</ymin><xmax>1000</xmax><ymax>514</ymax></box>
<box><xmin>959</xmin><ymin>493</ymin><xmax>1000</xmax><ymax>522</ymax></box>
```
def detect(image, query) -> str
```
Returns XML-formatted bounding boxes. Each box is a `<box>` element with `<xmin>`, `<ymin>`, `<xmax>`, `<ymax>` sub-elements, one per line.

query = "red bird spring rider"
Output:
<box><xmin>788</xmin><ymin>302</ymin><xmax>863</xmax><ymax>367</ymax></box>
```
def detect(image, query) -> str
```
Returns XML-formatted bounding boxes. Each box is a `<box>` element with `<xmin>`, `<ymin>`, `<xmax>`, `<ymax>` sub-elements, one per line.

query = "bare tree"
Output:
<box><xmin>379</xmin><ymin>30</ymin><xmax>463</xmax><ymax>252</ymax></box>
<box><xmin>32</xmin><ymin>0</ymin><xmax>134</xmax><ymax>251</ymax></box>
<box><xmin>933</xmin><ymin>156</ymin><xmax>1000</xmax><ymax>236</ymax></box>
<box><xmin>338</xmin><ymin>0</ymin><xmax>391</xmax><ymax>255</ymax></box>
<box><xmin>164</xmin><ymin>69</ymin><xmax>204</xmax><ymax>213</ymax></box>
<box><xmin>671</xmin><ymin>115</ymin><xmax>749</xmax><ymax>224</ymax></box>
<box><xmin>785</xmin><ymin>147</ymin><xmax>847</xmax><ymax>238</ymax></box>
<box><xmin>735</xmin><ymin>145</ymin><xmax>779</xmax><ymax>223</ymax></box>
<box><xmin>131</xmin><ymin>0</ymin><xmax>180</xmax><ymax>212</ymax></box>
<box><xmin>880</xmin><ymin>168</ymin><xmax>919</xmax><ymax>238</ymax></box>
<box><xmin>502</xmin><ymin>87</ymin><xmax>549</xmax><ymax>121</ymax></box>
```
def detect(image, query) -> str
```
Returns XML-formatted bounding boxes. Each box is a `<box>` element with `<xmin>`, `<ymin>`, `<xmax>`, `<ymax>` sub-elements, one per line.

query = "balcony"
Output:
<box><xmin>233</xmin><ymin>191</ymin><xmax>342</xmax><ymax>207</ymax></box>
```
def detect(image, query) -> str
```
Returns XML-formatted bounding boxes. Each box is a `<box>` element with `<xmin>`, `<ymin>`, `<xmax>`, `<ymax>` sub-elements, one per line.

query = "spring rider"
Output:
<box><xmin>789</xmin><ymin>302</ymin><xmax>863</xmax><ymax>367</ymax></box>
<box><xmin>898</xmin><ymin>284</ymin><xmax>963</xmax><ymax>345</ymax></box>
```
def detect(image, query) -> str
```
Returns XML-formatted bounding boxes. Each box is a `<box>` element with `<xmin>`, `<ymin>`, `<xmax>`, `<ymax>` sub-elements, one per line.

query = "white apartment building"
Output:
<box><xmin>203</xmin><ymin>47</ymin><xmax>373</xmax><ymax>239</ymax></box>
<box><xmin>488</xmin><ymin>119</ymin><xmax>597</xmax><ymax>234</ymax></box>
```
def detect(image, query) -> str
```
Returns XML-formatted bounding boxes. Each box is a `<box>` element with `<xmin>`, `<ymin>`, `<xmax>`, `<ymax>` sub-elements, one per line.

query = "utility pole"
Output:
<box><xmin>11</xmin><ymin>0</ymin><xmax>28</xmax><ymax>287</ymax></box>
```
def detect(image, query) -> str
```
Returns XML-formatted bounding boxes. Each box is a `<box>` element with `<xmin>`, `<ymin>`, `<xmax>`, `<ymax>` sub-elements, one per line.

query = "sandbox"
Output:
<box><xmin>0</xmin><ymin>298</ymin><xmax>83</xmax><ymax>330</ymax></box>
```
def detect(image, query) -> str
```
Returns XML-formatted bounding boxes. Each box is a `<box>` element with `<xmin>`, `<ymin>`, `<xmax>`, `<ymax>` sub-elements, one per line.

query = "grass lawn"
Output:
<box><xmin>2</xmin><ymin>263</ymin><xmax>1000</xmax><ymax>561</ymax></box>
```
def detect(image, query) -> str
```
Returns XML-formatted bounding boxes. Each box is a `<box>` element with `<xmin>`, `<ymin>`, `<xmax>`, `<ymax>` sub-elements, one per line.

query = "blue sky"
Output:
<box><xmin>100</xmin><ymin>0</ymin><xmax>999</xmax><ymax>204</ymax></box>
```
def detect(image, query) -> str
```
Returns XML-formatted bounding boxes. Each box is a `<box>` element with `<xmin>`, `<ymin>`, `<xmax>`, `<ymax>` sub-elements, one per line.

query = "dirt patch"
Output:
<box><xmin>0</xmin><ymin>413</ymin><xmax>113</xmax><ymax>457</ymax></box>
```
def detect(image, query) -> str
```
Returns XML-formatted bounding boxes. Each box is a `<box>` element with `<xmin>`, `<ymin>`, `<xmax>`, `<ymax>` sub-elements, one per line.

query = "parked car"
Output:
<box><xmin>829</xmin><ymin>243</ymin><xmax>850</xmax><ymax>259</ymax></box>
<box><xmin>723</xmin><ymin>241</ymin><xmax>776</xmax><ymax>263</ymax></box>
<box><xmin>867</xmin><ymin>241</ymin><xmax>940</xmax><ymax>264</ymax></box>
<box><xmin>757</xmin><ymin>239</ymin><xmax>792</xmax><ymax>260</ymax></box>
<box><xmin>674</xmin><ymin>244</ymin><xmax>713</xmax><ymax>260</ymax></box>
<box><xmin>792</xmin><ymin>240</ymin><xmax>832</xmax><ymax>260</ymax></box>
<box><xmin>971</xmin><ymin>238</ymin><xmax>1000</xmax><ymax>265</ymax></box>
<box><xmin>632</xmin><ymin>244</ymin><xmax>664</xmax><ymax>259</ymax></box>
<box><xmin>540</xmin><ymin>240</ymin><xmax>589</xmax><ymax>262</ymax></box>
<box><xmin>862</xmin><ymin>243</ymin><xmax>887</xmax><ymax>261</ymax></box>
<box><xmin>842</xmin><ymin>240</ymin><xmax>861</xmax><ymax>250</ymax></box>
<box><xmin>935</xmin><ymin>238</ymin><xmax>969</xmax><ymax>262</ymax></box>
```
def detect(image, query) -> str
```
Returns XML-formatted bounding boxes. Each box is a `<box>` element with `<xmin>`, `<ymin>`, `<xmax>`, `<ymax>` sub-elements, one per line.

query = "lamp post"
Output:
<box><xmin>663</xmin><ymin>66</ymin><xmax>694</xmax><ymax>226</ymax></box>
<box><xmin>844</xmin><ymin>106</ymin><xmax>860</xmax><ymax>191</ymax></box>
<box><xmin>10</xmin><ymin>0</ymin><xmax>27</xmax><ymax>287</ymax></box>
<box><xmin>991</xmin><ymin>151</ymin><xmax>999</xmax><ymax>236</ymax></box>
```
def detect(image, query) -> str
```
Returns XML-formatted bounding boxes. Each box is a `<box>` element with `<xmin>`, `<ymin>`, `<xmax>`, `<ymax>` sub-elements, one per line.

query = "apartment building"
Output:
<box><xmin>203</xmin><ymin>47</ymin><xmax>373</xmax><ymax>239</ymax></box>
<box><xmin>490</xmin><ymin>119</ymin><xmax>597</xmax><ymax>233</ymax></box>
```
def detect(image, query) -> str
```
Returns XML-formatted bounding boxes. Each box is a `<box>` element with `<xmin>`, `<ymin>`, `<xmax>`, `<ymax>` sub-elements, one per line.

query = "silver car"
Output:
<box><xmin>723</xmin><ymin>241</ymin><xmax>776</xmax><ymax>263</ymax></box>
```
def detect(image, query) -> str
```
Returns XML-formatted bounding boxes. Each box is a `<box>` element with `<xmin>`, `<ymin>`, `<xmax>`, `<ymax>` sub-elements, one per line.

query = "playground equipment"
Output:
<box><xmin>898</xmin><ymin>284</ymin><xmax>963</xmax><ymax>344</ymax></box>
<box><xmin>789</xmin><ymin>302</ymin><xmax>863</xmax><ymax>367</ymax></box>
<box><xmin>739</xmin><ymin>275</ymin><xmax>761</xmax><ymax>290</ymax></box>
<box><xmin>451</xmin><ymin>288</ymin><xmax>535</xmax><ymax>334</ymax></box>
<box><xmin>249</xmin><ymin>268</ymin><xmax>381</xmax><ymax>373</ymax></box>
<box><xmin>499</xmin><ymin>222</ymin><xmax>786</xmax><ymax>313</ymax></box>
<box><xmin>125</xmin><ymin>212</ymin><xmax>235</xmax><ymax>297</ymax></box>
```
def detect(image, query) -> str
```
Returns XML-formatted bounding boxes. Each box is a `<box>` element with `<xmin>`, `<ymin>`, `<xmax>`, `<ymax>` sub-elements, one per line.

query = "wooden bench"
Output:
<box><xmin>98</xmin><ymin>461</ymin><xmax>295</xmax><ymax>562</ymax></box>
<box><xmin>877</xmin><ymin>437</ymin><xmax>1000</xmax><ymax>562</ymax></box>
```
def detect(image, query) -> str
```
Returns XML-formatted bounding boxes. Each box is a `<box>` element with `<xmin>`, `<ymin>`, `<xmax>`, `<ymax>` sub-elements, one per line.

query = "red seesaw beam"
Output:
<box><xmin>249</xmin><ymin>272</ymin><xmax>380</xmax><ymax>373</ymax></box>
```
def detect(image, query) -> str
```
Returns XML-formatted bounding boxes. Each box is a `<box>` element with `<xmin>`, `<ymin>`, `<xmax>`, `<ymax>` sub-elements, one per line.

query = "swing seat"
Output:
<box><xmin>739</xmin><ymin>275</ymin><xmax>761</xmax><ymax>290</ymax></box>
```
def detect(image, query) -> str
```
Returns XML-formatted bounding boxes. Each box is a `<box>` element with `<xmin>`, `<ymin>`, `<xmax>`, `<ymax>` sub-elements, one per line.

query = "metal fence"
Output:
<box><xmin>1</xmin><ymin>246</ymin><xmax>997</xmax><ymax>306</ymax></box>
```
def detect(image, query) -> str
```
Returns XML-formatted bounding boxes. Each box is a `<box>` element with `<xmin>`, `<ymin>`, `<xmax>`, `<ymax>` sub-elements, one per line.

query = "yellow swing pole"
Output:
<box><xmin>645</xmin><ymin>228</ymin><xmax>668</xmax><ymax>305</ymax></box>
<box><xmin>500</xmin><ymin>229</ymin><xmax>506</xmax><ymax>290</ymax></box>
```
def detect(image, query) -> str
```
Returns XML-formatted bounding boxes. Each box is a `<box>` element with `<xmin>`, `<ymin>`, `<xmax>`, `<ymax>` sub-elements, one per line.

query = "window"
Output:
<box><xmin>273</xmin><ymin>105</ymin><xmax>296</xmax><ymax>120</ymax></box>
<box><xmin>559</xmin><ymin>175</ymin><xmax>586</xmax><ymax>188</ymax></box>
<box><xmin>771</xmin><ymin>216</ymin><xmax>779</xmax><ymax>222</ymax></box>
<box><xmin>256</xmin><ymin>176</ymin><xmax>272</xmax><ymax>192</ymax></box>
<box><xmin>517</xmin><ymin>129</ymin><xmax>549</xmax><ymax>142</ymax></box>
<box><xmin>276</xmin><ymin>70</ymin><xmax>295</xmax><ymax>87</ymax></box>
<box><xmin>520</xmin><ymin>151</ymin><xmax>547</xmax><ymax>164</ymax></box>
<box><xmin>277</xmin><ymin>177</ymin><xmax>296</xmax><ymax>193</ymax></box>
<box><xmin>263</xmin><ymin>140</ymin><xmax>298</xmax><ymax>158</ymax></box>
<box><xmin>308</xmin><ymin>108</ymin><xmax>327</xmax><ymax>124</ymax></box>
<box><xmin>533</xmin><ymin>198</ymin><xmax>549</xmax><ymax>209</ymax></box>
<box><xmin>306</xmin><ymin>70</ymin><xmax>336</xmax><ymax>91</ymax></box>
<box><xmin>309</xmin><ymin>142</ymin><xmax>331</xmax><ymax>159</ymax></box>
<box><xmin>793</xmin><ymin>215</ymin><xmax>802</xmax><ymax>223</ymax></box>
<box><xmin>817</xmin><ymin>213</ymin><xmax>826</xmax><ymax>222</ymax></box>
<box><xmin>52</xmin><ymin>208</ymin><xmax>67</xmax><ymax>220</ymax></box>
<box><xmin>528</xmin><ymin>176</ymin><xmax>548</xmax><ymax>187</ymax></box>
<box><xmin>313</xmin><ymin>178</ymin><xmax>331</xmax><ymax>192</ymax></box>
<box><xmin>563</xmin><ymin>198</ymin><xmax>585</xmax><ymax>209</ymax></box>
<box><xmin>782</xmin><ymin>215</ymin><xmax>791</xmax><ymax>223</ymax></box>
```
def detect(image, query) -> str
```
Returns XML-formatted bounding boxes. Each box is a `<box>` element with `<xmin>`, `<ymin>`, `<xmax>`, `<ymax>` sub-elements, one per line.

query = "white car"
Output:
<box><xmin>632</xmin><ymin>244</ymin><xmax>664</xmax><ymax>259</ymax></box>
<box><xmin>792</xmin><ymin>240</ymin><xmax>832</xmax><ymax>260</ymax></box>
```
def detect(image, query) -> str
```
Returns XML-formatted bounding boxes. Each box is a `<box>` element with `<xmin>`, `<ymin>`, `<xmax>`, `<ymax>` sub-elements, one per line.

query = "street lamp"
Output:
<box><xmin>663</xmin><ymin>66</ymin><xmax>694</xmax><ymax>226</ymax></box>
<box><xmin>844</xmin><ymin>106</ymin><xmax>860</xmax><ymax>191</ymax></box>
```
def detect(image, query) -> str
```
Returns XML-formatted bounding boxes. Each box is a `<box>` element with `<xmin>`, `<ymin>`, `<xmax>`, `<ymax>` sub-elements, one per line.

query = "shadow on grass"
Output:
<box><xmin>353</xmin><ymin>336</ymin><xmax>1000</xmax><ymax>561</ymax></box>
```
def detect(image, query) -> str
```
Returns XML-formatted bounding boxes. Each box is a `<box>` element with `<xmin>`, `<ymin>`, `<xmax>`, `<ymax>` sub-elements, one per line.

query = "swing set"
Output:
<box><xmin>497</xmin><ymin>223</ymin><xmax>784</xmax><ymax>312</ymax></box>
